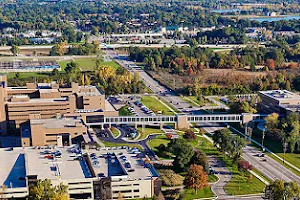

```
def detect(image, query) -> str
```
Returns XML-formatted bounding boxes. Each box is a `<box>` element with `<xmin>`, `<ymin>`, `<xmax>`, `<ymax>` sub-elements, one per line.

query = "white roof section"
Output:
<box><xmin>26</xmin><ymin>147</ymin><xmax>87</xmax><ymax>180</ymax></box>
<box><xmin>260</xmin><ymin>90</ymin><xmax>300</xmax><ymax>101</ymax></box>
<box><xmin>30</xmin><ymin>117</ymin><xmax>83</xmax><ymax>129</ymax></box>
<box><xmin>0</xmin><ymin>148</ymin><xmax>26</xmax><ymax>188</ymax></box>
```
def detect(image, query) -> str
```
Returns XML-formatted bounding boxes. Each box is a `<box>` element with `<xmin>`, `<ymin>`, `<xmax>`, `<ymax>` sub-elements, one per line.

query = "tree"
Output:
<box><xmin>265</xmin><ymin>113</ymin><xmax>279</xmax><ymax>129</ymax></box>
<box><xmin>250</xmin><ymin>62</ymin><xmax>256</xmax><ymax>72</ymax></box>
<box><xmin>168</xmin><ymin>139</ymin><xmax>195</xmax><ymax>172</ymax></box>
<box><xmin>29</xmin><ymin>179</ymin><xmax>68</xmax><ymax>200</ymax></box>
<box><xmin>190</xmin><ymin>150</ymin><xmax>209</xmax><ymax>173</ymax></box>
<box><xmin>238</xmin><ymin>160</ymin><xmax>253</xmax><ymax>172</ymax></box>
<box><xmin>10</xmin><ymin>45</ymin><xmax>20</xmax><ymax>56</ymax></box>
<box><xmin>51</xmin><ymin>68</ymin><xmax>59</xmax><ymax>76</ymax></box>
<box><xmin>265</xmin><ymin>180</ymin><xmax>300</xmax><ymax>200</ymax></box>
<box><xmin>265</xmin><ymin>59</ymin><xmax>276</xmax><ymax>70</ymax></box>
<box><xmin>184</xmin><ymin>164</ymin><xmax>208</xmax><ymax>194</ymax></box>
<box><xmin>183</xmin><ymin>129</ymin><xmax>196</xmax><ymax>140</ymax></box>
<box><xmin>158</xmin><ymin>169</ymin><xmax>184</xmax><ymax>186</ymax></box>
<box><xmin>212</xmin><ymin>129</ymin><xmax>246</xmax><ymax>161</ymax></box>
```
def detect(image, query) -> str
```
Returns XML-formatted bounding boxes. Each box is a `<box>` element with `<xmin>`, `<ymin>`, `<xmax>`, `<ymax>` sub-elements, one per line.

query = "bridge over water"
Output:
<box><xmin>85</xmin><ymin>113</ymin><xmax>268</xmax><ymax>129</ymax></box>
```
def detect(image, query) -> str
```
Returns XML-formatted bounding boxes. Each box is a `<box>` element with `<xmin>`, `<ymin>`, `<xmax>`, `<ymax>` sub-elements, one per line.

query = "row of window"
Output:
<box><xmin>112</xmin><ymin>189</ymin><xmax>140</xmax><ymax>194</ymax></box>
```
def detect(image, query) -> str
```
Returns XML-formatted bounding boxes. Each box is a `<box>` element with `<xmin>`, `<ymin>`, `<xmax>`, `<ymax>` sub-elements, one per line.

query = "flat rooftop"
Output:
<box><xmin>6</xmin><ymin>97</ymin><xmax>68</xmax><ymax>104</ymax></box>
<box><xmin>30</xmin><ymin>117</ymin><xmax>84</xmax><ymax>129</ymax></box>
<box><xmin>88</xmin><ymin>148</ymin><xmax>159</xmax><ymax>181</ymax></box>
<box><xmin>260</xmin><ymin>90</ymin><xmax>300</xmax><ymax>101</ymax></box>
<box><xmin>26</xmin><ymin>146</ymin><xmax>91</xmax><ymax>180</ymax></box>
<box><xmin>0</xmin><ymin>148</ymin><xmax>26</xmax><ymax>188</ymax></box>
<box><xmin>78</xmin><ymin>85</ymin><xmax>104</xmax><ymax>96</ymax></box>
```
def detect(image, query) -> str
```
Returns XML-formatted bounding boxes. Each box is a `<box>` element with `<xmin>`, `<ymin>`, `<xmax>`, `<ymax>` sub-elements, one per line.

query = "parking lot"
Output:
<box><xmin>123</xmin><ymin>95</ymin><xmax>156</xmax><ymax>117</ymax></box>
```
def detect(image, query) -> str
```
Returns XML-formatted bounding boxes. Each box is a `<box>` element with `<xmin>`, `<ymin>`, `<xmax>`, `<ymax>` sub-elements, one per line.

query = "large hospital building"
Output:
<box><xmin>0</xmin><ymin>74</ymin><xmax>118</xmax><ymax>147</ymax></box>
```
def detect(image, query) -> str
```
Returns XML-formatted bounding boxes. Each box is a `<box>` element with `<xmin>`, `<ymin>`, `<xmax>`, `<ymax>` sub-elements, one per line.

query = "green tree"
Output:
<box><xmin>158</xmin><ymin>169</ymin><xmax>184</xmax><ymax>187</ymax></box>
<box><xmin>10</xmin><ymin>45</ymin><xmax>20</xmax><ymax>56</ymax></box>
<box><xmin>168</xmin><ymin>139</ymin><xmax>194</xmax><ymax>172</ymax></box>
<box><xmin>213</xmin><ymin>129</ymin><xmax>246</xmax><ymax>162</ymax></box>
<box><xmin>190</xmin><ymin>150</ymin><xmax>209</xmax><ymax>173</ymax></box>
<box><xmin>29</xmin><ymin>179</ymin><xmax>68</xmax><ymax>200</ymax></box>
<box><xmin>265</xmin><ymin>180</ymin><xmax>300</xmax><ymax>200</ymax></box>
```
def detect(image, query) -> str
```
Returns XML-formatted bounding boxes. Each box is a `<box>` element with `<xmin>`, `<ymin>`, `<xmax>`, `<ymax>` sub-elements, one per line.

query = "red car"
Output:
<box><xmin>44</xmin><ymin>155</ymin><xmax>53</xmax><ymax>159</ymax></box>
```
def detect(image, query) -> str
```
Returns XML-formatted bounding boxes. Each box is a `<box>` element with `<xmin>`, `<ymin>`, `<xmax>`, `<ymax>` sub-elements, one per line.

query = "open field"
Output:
<box><xmin>150</xmin><ymin>69</ymin><xmax>267</xmax><ymax>92</ymax></box>
<box><xmin>141</xmin><ymin>96</ymin><xmax>174</xmax><ymax>115</ymax></box>
<box><xmin>58</xmin><ymin>58</ymin><xmax>120</xmax><ymax>71</ymax></box>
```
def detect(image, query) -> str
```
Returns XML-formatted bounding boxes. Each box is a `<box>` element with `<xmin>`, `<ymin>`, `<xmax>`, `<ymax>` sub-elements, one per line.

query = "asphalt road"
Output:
<box><xmin>243</xmin><ymin>145</ymin><xmax>300</xmax><ymax>184</ymax></box>
<box><xmin>202</xmin><ymin>126</ymin><xmax>300</xmax><ymax>185</ymax></box>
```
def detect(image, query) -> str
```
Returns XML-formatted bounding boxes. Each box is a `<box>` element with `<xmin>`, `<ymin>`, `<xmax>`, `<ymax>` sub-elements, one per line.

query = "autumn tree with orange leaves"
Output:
<box><xmin>184</xmin><ymin>164</ymin><xmax>208</xmax><ymax>194</ymax></box>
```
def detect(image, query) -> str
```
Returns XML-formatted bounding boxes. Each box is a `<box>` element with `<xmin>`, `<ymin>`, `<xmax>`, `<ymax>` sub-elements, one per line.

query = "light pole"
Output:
<box><xmin>283</xmin><ymin>139</ymin><xmax>288</xmax><ymax>165</ymax></box>
<box><xmin>261</xmin><ymin>125</ymin><xmax>267</xmax><ymax>152</ymax></box>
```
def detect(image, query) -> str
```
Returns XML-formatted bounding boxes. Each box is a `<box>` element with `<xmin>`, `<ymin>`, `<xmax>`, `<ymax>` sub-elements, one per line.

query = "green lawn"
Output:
<box><xmin>147</xmin><ymin>135</ymin><xmax>173</xmax><ymax>159</ymax></box>
<box><xmin>6</xmin><ymin>72</ymin><xmax>50</xmax><ymax>79</ymax></box>
<box><xmin>180</xmin><ymin>96</ymin><xmax>199</xmax><ymax>107</ymax></box>
<box><xmin>148</xmin><ymin>135</ymin><xmax>170</xmax><ymax>150</ymax></box>
<box><xmin>195</xmin><ymin>136</ymin><xmax>218</xmax><ymax>155</ymax></box>
<box><xmin>183</xmin><ymin>187</ymin><xmax>215</xmax><ymax>200</ymax></box>
<box><xmin>58</xmin><ymin>58</ymin><xmax>120</xmax><ymax>71</ymax></box>
<box><xmin>110</xmin><ymin>127</ymin><xmax>120</xmax><ymax>138</ymax></box>
<box><xmin>141</xmin><ymin>96</ymin><xmax>174</xmax><ymax>115</ymax></box>
<box><xmin>225</xmin><ymin>172</ymin><xmax>265</xmax><ymax>195</ymax></box>
<box><xmin>187</xmin><ymin>96</ymin><xmax>210</xmax><ymax>106</ymax></box>
<box><xmin>223</xmin><ymin>157</ymin><xmax>266</xmax><ymax>195</ymax></box>
<box><xmin>251</xmin><ymin>168</ymin><xmax>271</xmax><ymax>185</ymax></box>
<box><xmin>208</xmin><ymin>174</ymin><xmax>219</xmax><ymax>183</ymax></box>
<box><xmin>136</xmin><ymin>126</ymin><xmax>164</xmax><ymax>140</ymax></box>
<box><xmin>118</xmin><ymin>106</ymin><xmax>133</xmax><ymax>116</ymax></box>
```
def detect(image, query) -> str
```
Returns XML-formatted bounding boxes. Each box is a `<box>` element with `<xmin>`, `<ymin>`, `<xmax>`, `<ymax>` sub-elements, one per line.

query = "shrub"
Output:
<box><xmin>238</xmin><ymin>160</ymin><xmax>253</xmax><ymax>172</ymax></box>
<box><xmin>183</xmin><ymin>129</ymin><xmax>196</xmax><ymax>140</ymax></box>
<box><xmin>158</xmin><ymin>169</ymin><xmax>184</xmax><ymax>187</ymax></box>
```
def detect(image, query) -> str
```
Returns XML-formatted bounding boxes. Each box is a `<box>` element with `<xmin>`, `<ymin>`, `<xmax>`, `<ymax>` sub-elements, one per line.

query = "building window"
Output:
<box><xmin>133</xmin><ymin>189</ymin><xmax>139</xmax><ymax>192</ymax></box>
<box><xmin>113</xmin><ymin>190</ymin><xmax>131</xmax><ymax>194</ymax></box>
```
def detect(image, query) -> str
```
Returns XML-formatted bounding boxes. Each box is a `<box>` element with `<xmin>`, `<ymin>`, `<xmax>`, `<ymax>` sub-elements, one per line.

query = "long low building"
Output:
<box><xmin>0</xmin><ymin>145</ymin><xmax>161</xmax><ymax>199</ymax></box>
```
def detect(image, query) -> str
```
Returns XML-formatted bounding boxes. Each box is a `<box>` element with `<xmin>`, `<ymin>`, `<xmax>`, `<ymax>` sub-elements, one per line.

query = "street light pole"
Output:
<box><xmin>283</xmin><ymin>139</ymin><xmax>288</xmax><ymax>165</ymax></box>
<box><xmin>261</xmin><ymin>125</ymin><xmax>267</xmax><ymax>152</ymax></box>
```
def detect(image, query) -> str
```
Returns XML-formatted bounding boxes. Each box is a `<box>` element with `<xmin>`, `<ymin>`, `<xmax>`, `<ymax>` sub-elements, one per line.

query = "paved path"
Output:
<box><xmin>208</xmin><ymin>156</ymin><xmax>232</xmax><ymax>198</ymax></box>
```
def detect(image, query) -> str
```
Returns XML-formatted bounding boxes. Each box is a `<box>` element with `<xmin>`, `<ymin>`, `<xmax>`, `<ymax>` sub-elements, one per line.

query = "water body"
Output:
<box><xmin>249</xmin><ymin>16</ymin><xmax>300</xmax><ymax>22</ymax></box>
